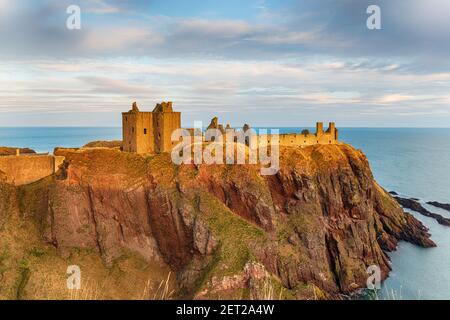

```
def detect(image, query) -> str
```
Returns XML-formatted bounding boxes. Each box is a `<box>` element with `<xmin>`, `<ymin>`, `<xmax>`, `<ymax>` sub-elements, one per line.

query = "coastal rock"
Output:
<box><xmin>394</xmin><ymin>196</ymin><xmax>450</xmax><ymax>227</ymax></box>
<box><xmin>195</xmin><ymin>261</ymin><xmax>270</xmax><ymax>299</ymax></box>
<box><xmin>17</xmin><ymin>144</ymin><xmax>435</xmax><ymax>298</ymax></box>
<box><xmin>427</xmin><ymin>201</ymin><xmax>450</xmax><ymax>213</ymax></box>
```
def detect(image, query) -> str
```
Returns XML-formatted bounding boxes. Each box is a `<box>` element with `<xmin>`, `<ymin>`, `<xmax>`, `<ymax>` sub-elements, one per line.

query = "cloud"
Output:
<box><xmin>82</xmin><ymin>0</ymin><xmax>152</xmax><ymax>14</ymax></box>
<box><xmin>174</xmin><ymin>18</ymin><xmax>255</xmax><ymax>37</ymax></box>
<box><xmin>297</xmin><ymin>92</ymin><xmax>362</xmax><ymax>105</ymax></box>
<box><xmin>2</xmin><ymin>54</ymin><xmax>448</xmax><ymax>126</ymax></box>
<box><xmin>377</xmin><ymin>94</ymin><xmax>415</xmax><ymax>104</ymax></box>
<box><xmin>1</xmin><ymin>0</ymin><xmax>449</xmax><ymax>69</ymax></box>
<box><xmin>0</xmin><ymin>0</ymin><xmax>12</xmax><ymax>13</ymax></box>
<box><xmin>80</xmin><ymin>27</ymin><xmax>164</xmax><ymax>54</ymax></box>
<box><xmin>78</xmin><ymin>76</ymin><xmax>158</xmax><ymax>95</ymax></box>
<box><xmin>245</xmin><ymin>30</ymin><xmax>318</xmax><ymax>45</ymax></box>
<box><xmin>0</xmin><ymin>1</ymin><xmax>450</xmax><ymax>126</ymax></box>
<box><xmin>84</xmin><ymin>0</ymin><xmax>123</xmax><ymax>14</ymax></box>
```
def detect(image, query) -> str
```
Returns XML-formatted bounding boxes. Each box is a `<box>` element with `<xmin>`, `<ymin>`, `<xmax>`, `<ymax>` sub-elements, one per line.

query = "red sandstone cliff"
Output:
<box><xmin>15</xmin><ymin>143</ymin><xmax>434</xmax><ymax>299</ymax></box>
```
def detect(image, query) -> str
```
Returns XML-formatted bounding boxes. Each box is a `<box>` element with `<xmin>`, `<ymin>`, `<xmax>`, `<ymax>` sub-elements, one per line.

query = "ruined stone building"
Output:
<box><xmin>122</xmin><ymin>102</ymin><xmax>181</xmax><ymax>154</ymax></box>
<box><xmin>206</xmin><ymin>117</ymin><xmax>339</xmax><ymax>147</ymax></box>
<box><xmin>0</xmin><ymin>153</ymin><xmax>65</xmax><ymax>186</ymax></box>
<box><xmin>122</xmin><ymin>101</ymin><xmax>338</xmax><ymax>154</ymax></box>
<box><xmin>259</xmin><ymin>122</ymin><xmax>339</xmax><ymax>147</ymax></box>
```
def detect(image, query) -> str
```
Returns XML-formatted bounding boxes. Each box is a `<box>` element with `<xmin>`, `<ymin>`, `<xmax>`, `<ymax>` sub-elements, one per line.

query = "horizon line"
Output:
<box><xmin>0</xmin><ymin>126</ymin><xmax>450</xmax><ymax>129</ymax></box>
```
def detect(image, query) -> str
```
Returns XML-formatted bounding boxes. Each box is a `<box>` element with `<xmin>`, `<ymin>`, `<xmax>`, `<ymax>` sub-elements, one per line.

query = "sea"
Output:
<box><xmin>1</xmin><ymin>127</ymin><xmax>450</xmax><ymax>299</ymax></box>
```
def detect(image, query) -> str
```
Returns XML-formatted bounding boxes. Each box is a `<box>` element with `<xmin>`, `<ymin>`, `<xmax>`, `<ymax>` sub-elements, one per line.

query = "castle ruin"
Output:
<box><xmin>122</xmin><ymin>102</ymin><xmax>338</xmax><ymax>154</ymax></box>
<box><xmin>0</xmin><ymin>153</ymin><xmax>65</xmax><ymax>186</ymax></box>
<box><xmin>122</xmin><ymin>102</ymin><xmax>181</xmax><ymax>154</ymax></box>
<box><xmin>260</xmin><ymin>122</ymin><xmax>338</xmax><ymax>147</ymax></box>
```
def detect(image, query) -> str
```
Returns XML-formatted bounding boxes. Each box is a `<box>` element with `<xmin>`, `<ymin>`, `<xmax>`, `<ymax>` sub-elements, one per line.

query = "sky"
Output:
<box><xmin>1</xmin><ymin>0</ymin><xmax>450</xmax><ymax>127</ymax></box>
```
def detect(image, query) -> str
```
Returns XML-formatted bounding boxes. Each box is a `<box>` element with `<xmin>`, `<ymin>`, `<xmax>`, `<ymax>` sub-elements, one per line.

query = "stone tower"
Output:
<box><xmin>122</xmin><ymin>102</ymin><xmax>154</xmax><ymax>154</ymax></box>
<box><xmin>152</xmin><ymin>102</ymin><xmax>181</xmax><ymax>153</ymax></box>
<box><xmin>326</xmin><ymin>122</ymin><xmax>338</xmax><ymax>140</ymax></box>
<box><xmin>316</xmin><ymin>122</ymin><xmax>324</xmax><ymax>137</ymax></box>
<box><xmin>122</xmin><ymin>101</ymin><xmax>181</xmax><ymax>154</ymax></box>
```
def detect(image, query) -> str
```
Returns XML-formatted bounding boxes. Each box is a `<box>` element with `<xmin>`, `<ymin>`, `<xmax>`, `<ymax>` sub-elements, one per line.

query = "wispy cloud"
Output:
<box><xmin>377</xmin><ymin>94</ymin><xmax>417</xmax><ymax>104</ymax></box>
<box><xmin>80</xmin><ymin>27</ymin><xmax>164</xmax><ymax>53</ymax></box>
<box><xmin>0</xmin><ymin>0</ymin><xmax>12</xmax><ymax>13</ymax></box>
<box><xmin>84</xmin><ymin>0</ymin><xmax>123</xmax><ymax>14</ymax></box>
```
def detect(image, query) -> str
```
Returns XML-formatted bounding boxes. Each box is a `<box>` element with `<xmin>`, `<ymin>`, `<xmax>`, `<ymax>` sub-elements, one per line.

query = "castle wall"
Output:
<box><xmin>135</xmin><ymin>112</ymin><xmax>154</xmax><ymax>154</ymax></box>
<box><xmin>259</xmin><ymin>132</ymin><xmax>337</xmax><ymax>147</ymax></box>
<box><xmin>122</xmin><ymin>112</ymin><xmax>154</xmax><ymax>154</ymax></box>
<box><xmin>153</xmin><ymin>112</ymin><xmax>181</xmax><ymax>153</ymax></box>
<box><xmin>259</xmin><ymin>123</ymin><xmax>338</xmax><ymax>147</ymax></box>
<box><xmin>122</xmin><ymin>112</ymin><xmax>137</xmax><ymax>153</ymax></box>
<box><xmin>0</xmin><ymin>154</ymin><xmax>65</xmax><ymax>186</ymax></box>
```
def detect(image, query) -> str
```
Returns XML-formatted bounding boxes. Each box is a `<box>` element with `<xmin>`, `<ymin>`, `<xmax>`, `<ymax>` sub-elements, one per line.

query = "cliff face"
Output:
<box><xmin>18</xmin><ymin>144</ymin><xmax>434</xmax><ymax>299</ymax></box>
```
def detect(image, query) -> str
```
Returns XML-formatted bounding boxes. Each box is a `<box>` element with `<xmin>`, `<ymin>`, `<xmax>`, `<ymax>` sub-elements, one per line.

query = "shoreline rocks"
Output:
<box><xmin>427</xmin><ymin>201</ymin><xmax>450</xmax><ymax>213</ymax></box>
<box><xmin>393</xmin><ymin>196</ymin><xmax>450</xmax><ymax>227</ymax></box>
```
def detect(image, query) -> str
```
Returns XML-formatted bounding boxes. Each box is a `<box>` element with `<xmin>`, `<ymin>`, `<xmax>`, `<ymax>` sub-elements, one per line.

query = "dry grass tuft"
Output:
<box><xmin>141</xmin><ymin>272</ymin><xmax>174</xmax><ymax>300</ymax></box>
<box><xmin>251</xmin><ymin>277</ymin><xmax>284</xmax><ymax>300</ymax></box>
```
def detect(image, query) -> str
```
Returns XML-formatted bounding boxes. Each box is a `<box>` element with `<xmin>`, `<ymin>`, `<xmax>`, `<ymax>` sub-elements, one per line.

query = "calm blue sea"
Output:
<box><xmin>1</xmin><ymin>127</ymin><xmax>450</xmax><ymax>299</ymax></box>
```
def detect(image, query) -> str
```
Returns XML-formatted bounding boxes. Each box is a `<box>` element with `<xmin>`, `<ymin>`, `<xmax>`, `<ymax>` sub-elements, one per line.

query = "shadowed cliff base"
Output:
<box><xmin>0</xmin><ymin>143</ymin><xmax>435</xmax><ymax>299</ymax></box>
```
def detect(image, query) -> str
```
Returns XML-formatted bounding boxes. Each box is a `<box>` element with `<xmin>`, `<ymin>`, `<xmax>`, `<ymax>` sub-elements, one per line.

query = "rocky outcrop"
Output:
<box><xmin>394</xmin><ymin>196</ymin><xmax>450</xmax><ymax>227</ymax></box>
<box><xmin>427</xmin><ymin>201</ymin><xmax>450</xmax><ymax>213</ymax></box>
<box><xmin>17</xmin><ymin>144</ymin><xmax>435</xmax><ymax>299</ymax></box>
<box><xmin>195</xmin><ymin>261</ymin><xmax>270</xmax><ymax>299</ymax></box>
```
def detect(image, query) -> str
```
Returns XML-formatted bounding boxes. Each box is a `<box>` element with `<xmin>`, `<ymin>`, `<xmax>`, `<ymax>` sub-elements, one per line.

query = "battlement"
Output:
<box><xmin>153</xmin><ymin>101</ymin><xmax>174</xmax><ymax>113</ymax></box>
